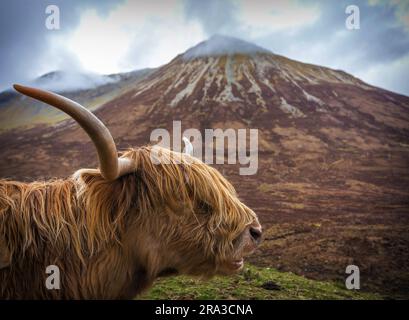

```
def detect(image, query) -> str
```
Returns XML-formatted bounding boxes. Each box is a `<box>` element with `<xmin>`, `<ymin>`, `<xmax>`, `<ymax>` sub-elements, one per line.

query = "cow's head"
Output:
<box><xmin>13</xmin><ymin>85</ymin><xmax>262</xmax><ymax>279</ymax></box>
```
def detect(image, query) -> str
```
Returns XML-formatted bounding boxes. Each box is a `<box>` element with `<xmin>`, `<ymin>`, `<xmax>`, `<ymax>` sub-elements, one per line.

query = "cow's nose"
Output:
<box><xmin>249</xmin><ymin>225</ymin><xmax>262</xmax><ymax>244</ymax></box>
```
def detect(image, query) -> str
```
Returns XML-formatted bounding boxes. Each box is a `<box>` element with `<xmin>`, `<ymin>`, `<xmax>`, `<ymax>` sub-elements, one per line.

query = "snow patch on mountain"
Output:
<box><xmin>170</xmin><ymin>59</ymin><xmax>213</xmax><ymax>107</ymax></box>
<box><xmin>303</xmin><ymin>90</ymin><xmax>324</xmax><ymax>106</ymax></box>
<box><xmin>279</xmin><ymin>97</ymin><xmax>305</xmax><ymax>118</ymax></box>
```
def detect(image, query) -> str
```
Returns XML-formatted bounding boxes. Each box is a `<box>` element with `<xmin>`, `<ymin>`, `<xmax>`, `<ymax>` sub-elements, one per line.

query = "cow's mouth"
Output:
<box><xmin>227</xmin><ymin>258</ymin><xmax>244</xmax><ymax>271</ymax></box>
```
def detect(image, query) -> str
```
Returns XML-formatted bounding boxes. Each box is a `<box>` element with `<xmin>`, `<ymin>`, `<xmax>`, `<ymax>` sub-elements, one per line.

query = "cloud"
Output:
<box><xmin>0</xmin><ymin>0</ymin><xmax>122</xmax><ymax>91</ymax></box>
<box><xmin>63</xmin><ymin>0</ymin><xmax>206</xmax><ymax>73</ymax></box>
<box><xmin>368</xmin><ymin>0</ymin><xmax>409</xmax><ymax>31</ymax></box>
<box><xmin>180</xmin><ymin>0</ymin><xmax>409</xmax><ymax>94</ymax></box>
<box><xmin>237</xmin><ymin>0</ymin><xmax>321</xmax><ymax>36</ymax></box>
<box><xmin>183</xmin><ymin>0</ymin><xmax>321</xmax><ymax>37</ymax></box>
<box><xmin>0</xmin><ymin>0</ymin><xmax>408</xmax><ymax>95</ymax></box>
<box><xmin>183</xmin><ymin>34</ymin><xmax>270</xmax><ymax>59</ymax></box>
<box><xmin>184</xmin><ymin>0</ymin><xmax>239</xmax><ymax>35</ymax></box>
<box><xmin>356</xmin><ymin>52</ymin><xmax>409</xmax><ymax>95</ymax></box>
<box><xmin>30</xmin><ymin>70</ymin><xmax>118</xmax><ymax>92</ymax></box>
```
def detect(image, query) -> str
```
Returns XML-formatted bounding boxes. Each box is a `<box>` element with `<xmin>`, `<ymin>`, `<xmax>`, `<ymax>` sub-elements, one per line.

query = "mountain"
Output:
<box><xmin>0</xmin><ymin>35</ymin><xmax>408</xmax><ymax>297</ymax></box>
<box><xmin>32</xmin><ymin>70</ymin><xmax>117</xmax><ymax>91</ymax></box>
<box><xmin>0</xmin><ymin>68</ymin><xmax>153</xmax><ymax>131</ymax></box>
<box><xmin>184</xmin><ymin>34</ymin><xmax>271</xmax><ymax>58</ymax></box>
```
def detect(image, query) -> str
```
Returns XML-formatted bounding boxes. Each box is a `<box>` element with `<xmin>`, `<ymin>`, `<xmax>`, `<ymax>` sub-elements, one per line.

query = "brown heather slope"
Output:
<box><xmin>0</xmin><ymin>36</ymin><xmax>408</xmax><ymax>298</ymax></box>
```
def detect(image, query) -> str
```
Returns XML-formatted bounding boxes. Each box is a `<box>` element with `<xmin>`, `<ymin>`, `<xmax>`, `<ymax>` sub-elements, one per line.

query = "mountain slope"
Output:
<box><xmin>0</xmin><ymin>35</ymin><xmax>408</xmax><ymax>298</ymax></box>
<box><xmin>0</xmin><ymin>68</ymin><xmax>153</xmax><ymax>131</ymax></box>
<box><xmin>104</xmin><ymin>35</ymin><xmax>409</xmax><ymax>142</ymax></box>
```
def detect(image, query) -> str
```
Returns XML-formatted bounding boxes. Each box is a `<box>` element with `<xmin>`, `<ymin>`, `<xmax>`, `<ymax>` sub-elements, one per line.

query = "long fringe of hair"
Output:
<box><xmin>0</xmin><ymin>146</ymin><xmax>255</xmax><ymax>269</ymax></box>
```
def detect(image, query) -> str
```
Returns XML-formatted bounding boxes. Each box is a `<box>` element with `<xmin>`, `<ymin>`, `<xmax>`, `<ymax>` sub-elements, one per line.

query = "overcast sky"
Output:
<box><xmin>1</xmin><ymin>0</ymin><xmax>408</xmax><ymax>95</ymax></box>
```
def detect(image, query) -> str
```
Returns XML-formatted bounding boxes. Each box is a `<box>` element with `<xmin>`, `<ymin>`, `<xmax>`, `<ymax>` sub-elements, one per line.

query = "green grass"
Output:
<box><xmin>140</xmin><ymin>264</ymin><xmax>381</xmax><ymax>300</ymax></box>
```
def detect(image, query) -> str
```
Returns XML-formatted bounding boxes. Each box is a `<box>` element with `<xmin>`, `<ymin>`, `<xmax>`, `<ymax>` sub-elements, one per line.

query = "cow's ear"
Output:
<box><xmin>0</xmin><ymin>236</ymin><xmax>11</xmax><ymax>269</ymax></box>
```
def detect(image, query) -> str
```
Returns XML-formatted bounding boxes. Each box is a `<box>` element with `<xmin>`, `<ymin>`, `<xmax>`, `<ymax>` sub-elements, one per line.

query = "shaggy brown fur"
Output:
<box><xmin>0</xmin><ymin>147</ymin><xmax>258</xmax><ymax>299</ymax></box>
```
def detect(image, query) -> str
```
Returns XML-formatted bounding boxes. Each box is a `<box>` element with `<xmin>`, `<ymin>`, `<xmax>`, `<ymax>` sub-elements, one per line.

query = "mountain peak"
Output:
<box><xmin>183</xmin><ymin>35</ymin><xmax>271</xmax><ymax>59</ymax></box>
<box><xmin>32</xmin><ymin>70</ymin><xmax>118</xmax><ymax>92</ymax></box>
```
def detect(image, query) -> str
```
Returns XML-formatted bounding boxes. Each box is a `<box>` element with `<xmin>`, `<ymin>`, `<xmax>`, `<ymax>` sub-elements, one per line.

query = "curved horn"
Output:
<box><xmin>13</xmin><ymin>84</ymin><xmax>134</xmax><ymax>180</ymax></box>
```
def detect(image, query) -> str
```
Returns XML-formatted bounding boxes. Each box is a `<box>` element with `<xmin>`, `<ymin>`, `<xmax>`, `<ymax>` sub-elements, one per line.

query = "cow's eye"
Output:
<box><xmin>197</xmin><ymin>201</ymin><xmax>213</xmax><ymax>215</ymax></box>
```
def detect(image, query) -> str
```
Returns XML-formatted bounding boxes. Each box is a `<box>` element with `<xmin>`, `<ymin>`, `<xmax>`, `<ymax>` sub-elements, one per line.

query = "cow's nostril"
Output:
<box><xmin>249</xmin><ymin>227</ymin><xmax>262</xmax><ymax>243</ymax></box>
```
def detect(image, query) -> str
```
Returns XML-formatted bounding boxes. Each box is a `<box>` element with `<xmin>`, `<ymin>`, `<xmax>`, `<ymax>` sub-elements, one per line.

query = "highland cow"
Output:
<box><xmin>0</xmin><ymin>85</ymin><xmax>262</xmax><ymax>299</ymax></box>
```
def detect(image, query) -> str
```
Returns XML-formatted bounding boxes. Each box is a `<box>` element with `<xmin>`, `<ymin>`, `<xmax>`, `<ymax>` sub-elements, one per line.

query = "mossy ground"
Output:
<box><xmin>140</xmin><ymin>264</ymin><xmax>381</xmax><ymax>300</ymax></box>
